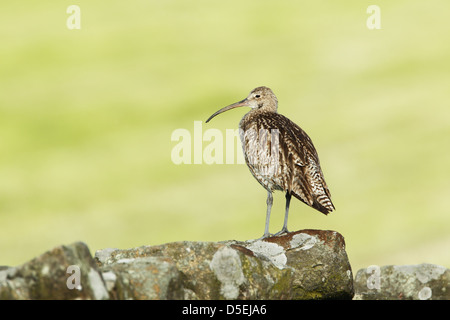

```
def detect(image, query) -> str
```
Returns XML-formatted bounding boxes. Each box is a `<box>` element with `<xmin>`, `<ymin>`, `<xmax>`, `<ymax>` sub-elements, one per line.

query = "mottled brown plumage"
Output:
<box><xmin>206</xmin><ymin>86</ymin><xmax>335</xmax><ymax>238</ymax></box>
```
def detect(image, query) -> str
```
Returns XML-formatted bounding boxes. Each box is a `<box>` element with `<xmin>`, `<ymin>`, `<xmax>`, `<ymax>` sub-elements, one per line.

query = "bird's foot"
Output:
<box><xmin>273</xmin><ymin>228</ymin><xmax>290</xmax><ymax>237</ymax></box>
<box><xmin>254</xmin><ymin>233</ymin><xmax>273</xmax><ymax>241</ymax></box>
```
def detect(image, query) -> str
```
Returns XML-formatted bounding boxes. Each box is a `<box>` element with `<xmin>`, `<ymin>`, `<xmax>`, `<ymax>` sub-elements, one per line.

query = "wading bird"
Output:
<box><xmin>206</xmin><ymin>86</ymin><xmax>335</xmax><ymax>239</ymax></box>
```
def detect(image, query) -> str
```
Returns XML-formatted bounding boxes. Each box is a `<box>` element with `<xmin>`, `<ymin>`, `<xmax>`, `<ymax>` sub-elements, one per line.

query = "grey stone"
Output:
<box><xmin>0</xmin><ymin>242</ymin><xmax>109</xmax><ymax>300</ymax></box>
<box><xmin>354</xmin><ymin>263</ymin><xmax>450</xmax><ymax>300</ymax></box>
<box><xmin>95</xmin><ymin>229</ymin><xmax>354</xmax><ymax>300</ymax></box>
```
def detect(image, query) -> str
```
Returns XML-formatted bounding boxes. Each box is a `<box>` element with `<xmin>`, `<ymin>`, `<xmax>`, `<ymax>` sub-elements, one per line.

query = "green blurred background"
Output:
<box><xmin>1</xmin><ymin>1</ymin><xmax>449</xmax><ymax>273</ymax></box>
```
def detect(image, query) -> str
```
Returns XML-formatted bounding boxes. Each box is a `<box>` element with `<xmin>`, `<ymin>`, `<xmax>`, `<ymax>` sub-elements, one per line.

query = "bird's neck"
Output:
<box><xmin>240</xmin><ymin>107</ymin><xmax>277</xmax><ymax>128</ymax></box>
<box><xmin>249</xmin><ymin>105</ymin><xmax>278</xmax><ymax>116</ymax></box>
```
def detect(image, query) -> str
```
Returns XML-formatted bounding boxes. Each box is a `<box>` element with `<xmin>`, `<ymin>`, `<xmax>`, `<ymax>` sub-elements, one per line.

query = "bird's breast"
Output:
<box><xmin>239</xmin><ymin>115</ymin><xmax>285</xmax><ymax>191</ymax></box>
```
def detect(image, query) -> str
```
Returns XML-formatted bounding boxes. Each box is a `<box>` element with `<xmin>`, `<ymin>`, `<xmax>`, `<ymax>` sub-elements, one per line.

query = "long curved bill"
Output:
<box><xmin>206</xmin><ymin>99</ymin><xmax>250</xmax><ymax>123</ymax></box>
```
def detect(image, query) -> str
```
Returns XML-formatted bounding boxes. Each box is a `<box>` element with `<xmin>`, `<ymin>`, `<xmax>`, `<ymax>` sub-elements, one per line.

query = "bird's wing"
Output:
<box><xmin>270</xmin><ymin>113</ymin><xmax>335</xmax><ymax>214</ymax></box>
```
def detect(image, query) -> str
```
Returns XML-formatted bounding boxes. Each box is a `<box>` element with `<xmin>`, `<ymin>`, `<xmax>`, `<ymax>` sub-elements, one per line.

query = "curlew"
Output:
<box><xmin>206</xmin><ymin>86</ymin><xmax>335</xmax><ymax>239</ymax></box>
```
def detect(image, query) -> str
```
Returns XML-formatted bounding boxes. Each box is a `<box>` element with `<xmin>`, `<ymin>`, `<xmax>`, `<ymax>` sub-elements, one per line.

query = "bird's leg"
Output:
<box><xmin>275</xmin><ymin>191</ymin><xmax>291</xmax><ymax>236</ymax></box>
<box><xmin>260</xmin><ymin>190</ymin><xmax>273</xmax><ymax>239</ymax></box>
<box><xmin>283</xmin><ymin>191</ymin><xmax>292</xmax><ymax>232</ymax></box>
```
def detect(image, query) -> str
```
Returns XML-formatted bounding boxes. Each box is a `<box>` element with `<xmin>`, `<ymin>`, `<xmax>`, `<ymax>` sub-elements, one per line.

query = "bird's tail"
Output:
<box><xmin>291</xmin><ymin>192</ymin><xmax>335</xmax><ymax>215</ymax></box>
<box><xmin>312</xmin><ymin>194</ymin><xmax>335</xmax><ymax>215</ymax></box>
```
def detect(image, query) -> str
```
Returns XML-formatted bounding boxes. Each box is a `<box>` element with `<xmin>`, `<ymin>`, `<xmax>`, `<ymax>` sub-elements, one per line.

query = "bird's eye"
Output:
<box><xmin>255</xmin><ymin>94</ymin><xmax>261</xmax><ymax>98</ymax></box>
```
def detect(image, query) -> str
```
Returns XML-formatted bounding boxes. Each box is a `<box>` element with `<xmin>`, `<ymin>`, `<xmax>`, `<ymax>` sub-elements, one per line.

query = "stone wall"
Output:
<box><xmin>354</xmin><ymin>263</ymin><xmax>449</xmax><ymax>300</ymax></box>
<box><xmin>0</xmin><ymin>229</ymin><xmax>448</xmax><ymax>300</ymax></box>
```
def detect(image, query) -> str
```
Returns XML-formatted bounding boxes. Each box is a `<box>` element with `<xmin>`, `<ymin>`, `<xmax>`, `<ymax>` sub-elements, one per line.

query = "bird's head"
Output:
<box><xmin>206</xmin><ymin>86</ymin><xmax>278</xmax><ymax>123</ymax></box>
